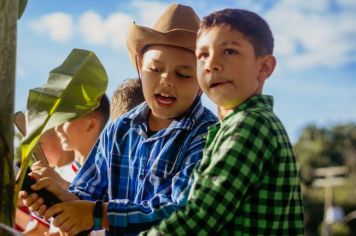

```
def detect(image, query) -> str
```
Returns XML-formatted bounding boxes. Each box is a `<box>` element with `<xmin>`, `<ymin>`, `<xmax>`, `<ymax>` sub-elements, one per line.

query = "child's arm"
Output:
<box><xmin>44</xmin><ymin>200</ymin><xmax>110</xmax><ymax>235</ymax></box>
<box><xmin>68</xmin><ymin>117</ymin><xmax>215</xmax><ymax>232</ymax></box>
<box><xmin>103</xmin><ymin>132</ymin><xmax>206</xmax><ymax>233</ymax></box>
<box><xmin>68</xmin><ymin>139</ymin><xmax>108</xmax><ymax>200</ymax></box>
<box><xmin>142</xmin><ymin>114</ymin><xmax>275</xmax><ymax>235</ymax></box>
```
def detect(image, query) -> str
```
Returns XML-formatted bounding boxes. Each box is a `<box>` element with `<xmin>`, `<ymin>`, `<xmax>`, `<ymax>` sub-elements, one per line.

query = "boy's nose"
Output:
<box><xmin>205</xmin><ymin>56</ymin><xmax>222</xmax><ymax>72</ymax></box>
<box><xmin>160</xmin><ymin>74</ymin><xmax>174</xmax><ymax>87</ymax></box>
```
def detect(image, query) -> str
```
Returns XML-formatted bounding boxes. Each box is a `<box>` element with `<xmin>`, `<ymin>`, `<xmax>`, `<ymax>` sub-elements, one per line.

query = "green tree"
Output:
<box><xmin>294</xmin><ymin>123</ymin><xmax>356</xmax><ymax>235</ymax></box>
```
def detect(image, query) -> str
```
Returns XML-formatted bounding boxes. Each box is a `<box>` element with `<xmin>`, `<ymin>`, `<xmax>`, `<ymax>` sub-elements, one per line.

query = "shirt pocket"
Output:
<box><xmin>149</xmin><ymin>130</ymin><xmax>188</xmax><ymax>179</ymax></box>
<box><xmin>150</xmin><ymin>153</ymin><xmax>180</xmax><ymax>179</ymax></box>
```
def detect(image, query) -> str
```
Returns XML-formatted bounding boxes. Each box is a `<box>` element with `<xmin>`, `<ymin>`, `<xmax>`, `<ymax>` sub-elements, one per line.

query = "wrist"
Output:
<box><xmin>59</xmin><ymin>179</ymin><xmax>70</xmax><ymax>190</ymax></box>
<box><xmin>93</xmin><ymin>200</ymin><xmax>103</xmax><ymax>230</ymax></box>
<box><xmin>60</xmin><ymin>191</ymin><xmax>79</xmax><ymax>202</ymax></box>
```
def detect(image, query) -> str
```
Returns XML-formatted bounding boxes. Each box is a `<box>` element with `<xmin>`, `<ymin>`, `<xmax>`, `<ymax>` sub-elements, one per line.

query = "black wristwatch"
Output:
<box><xmin>93</xmin><ymin>200</ymin><xmax>103</xmax><ymax>230</ymax></box>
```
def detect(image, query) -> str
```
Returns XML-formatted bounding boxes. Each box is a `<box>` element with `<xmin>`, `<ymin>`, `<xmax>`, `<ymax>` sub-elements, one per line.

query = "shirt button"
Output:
<box><xmin>139</xmin><ymin>174</ymin><xmax>144</xmax><ymax>180</ymax></box>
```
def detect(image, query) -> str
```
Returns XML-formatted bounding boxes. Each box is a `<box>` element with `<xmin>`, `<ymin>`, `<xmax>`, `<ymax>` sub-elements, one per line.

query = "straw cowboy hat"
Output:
<box><xmin>126</xmin><ymin>3</ymin><xmax>200</xmax><ymax>66</ymax></box>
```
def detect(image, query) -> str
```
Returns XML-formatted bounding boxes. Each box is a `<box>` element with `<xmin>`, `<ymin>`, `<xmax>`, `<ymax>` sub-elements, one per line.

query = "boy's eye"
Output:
<box><xmin>197</xmin><ymin>52</ymin><xmax>209</xmax><ymax>60</ymax></box>
<box><xmin>149</xmin><ymin>67</ymin><xmax>161</xmax><ymax>73</ymax></box>
<box><xmin>223</xmin><ymin>48</ymin><xmax>238</xmax><ymax>55</ymax></box>
<box><xmin>176</xmin><ymin>72</ymin><xmax>191</xmax><ymax>79</ymax></box>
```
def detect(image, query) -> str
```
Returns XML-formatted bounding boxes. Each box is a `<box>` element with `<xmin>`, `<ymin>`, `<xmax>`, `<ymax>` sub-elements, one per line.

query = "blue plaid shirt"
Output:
<box><xmin>69</xmin><ymin>98</ymin><xmax>217</xmax><ymax>235</ymax></box>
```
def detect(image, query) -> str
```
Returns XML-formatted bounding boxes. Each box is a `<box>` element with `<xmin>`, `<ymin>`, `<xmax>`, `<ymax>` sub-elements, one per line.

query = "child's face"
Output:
<box><xmin>55</xmin><ymin>116</ymin><xmax>88</xmax><ymax>153</ymax></box>
<box><xmin>196</xmin><ymin>26</ymin><xmax>266</xmax><ymax>110</ymax></box>
<box><xmin>140</xmin><ymin>45</ymin><xmax>200</xmax><ymax>124</ymax></box>
<box><xmin>39</xmin><ymin>129</ymin><xmax>63</xmax><ymax>166</ymax></box>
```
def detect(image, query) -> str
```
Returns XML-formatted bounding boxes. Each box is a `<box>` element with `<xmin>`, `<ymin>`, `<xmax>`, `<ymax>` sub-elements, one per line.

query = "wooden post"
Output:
<box><xmin>0</xmin><ymin>0</ymin><xmax>18</xmax><ymax>226</ymax></box>
<box><xmin>313</xmin><ymin>166</ymin><xmax>348</xmax><ymax>236</ymax></box>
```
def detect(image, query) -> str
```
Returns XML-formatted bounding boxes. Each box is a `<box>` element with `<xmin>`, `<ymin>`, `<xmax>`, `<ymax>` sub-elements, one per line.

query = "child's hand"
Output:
<box><xmin>31</xmin><ymin>161</ymin><xmax>57</xmax><ymax>179</ymax></box>
<box><xmin>44</xmin><ymin>200</ymin><xmax>95</xmax><ymax>236</ymax></box>
<box><xmin>31</xmin><ymin>161</ymin><xmax>70</xmax><ymax>189</ymax></box>
<box><xmin>19</xmin><ymin>190</ymin><xmax>47</xmax><ymax>216</ymax></box>
<box><xmin>28</xmin><ymin>173</ymin><xmax>68</xmax><ymax>201</ymax></box>
<box><xmin>19</xmin><ymin>173</ymin><xmax>78</xmax><ymax>215</ymax></box>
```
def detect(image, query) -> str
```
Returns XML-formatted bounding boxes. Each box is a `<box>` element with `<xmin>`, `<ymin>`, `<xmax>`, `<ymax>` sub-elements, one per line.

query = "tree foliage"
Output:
<box><xmin>294</xmin><ymin>123</ymin><xmax>356</xmax><ymax>235</ymax></box>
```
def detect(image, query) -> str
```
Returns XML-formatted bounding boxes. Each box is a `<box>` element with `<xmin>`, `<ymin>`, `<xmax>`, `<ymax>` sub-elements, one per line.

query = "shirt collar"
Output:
<box><xmin>222</xmin><ymin>94</ymin><xmax>274</xmax><ymax>122</ymax></box>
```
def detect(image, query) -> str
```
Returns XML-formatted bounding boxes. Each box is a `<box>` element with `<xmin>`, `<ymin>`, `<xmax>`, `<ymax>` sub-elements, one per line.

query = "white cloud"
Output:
<box><xmin>78</xmin><ymin>11</ymin><xmax>106</xmax><ymax>44</ymax></box>
<box><xmin>130</xmin><ymin>0</ymin><xmax>169</xmax><ymax>27</ymax></box>
<box><xmin>27</xmin><ymin>0</ymin><xmax>356</xmax><ymax>69</ymax></box>
<box><xmin>265</xmin><ymin>1</ymin><xmax>356</xmax><ymax>70</ymax></box>
<box><xmin>79</xmin><ymin>11</ymin><xmax>133</xmax><ymax>50</ymax></box>
<box><xmin>26</xmin><ymin>1</ymin><xmax>174</xmax><ymax>51</ymax></box>
<box><xmin>29</xmin><ymin>12</ymin><xmax>73</xmax><ymax>42</ymax></box>
<box><xmin>77</xmin><ymin>1</ymin><xmax>169</xmax><ymax>50</ymax></box>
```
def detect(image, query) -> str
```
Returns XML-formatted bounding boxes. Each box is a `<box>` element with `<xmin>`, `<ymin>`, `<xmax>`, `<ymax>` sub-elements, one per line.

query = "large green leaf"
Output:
<box><xmin>18</xmin><ymin>0</ymin><xmax>28</xmax><ymax>19</ymax></box>
<box><xmin>14</xmin><ymin>49</ymin><xmax>108</xmax><ymax>205</ymax></box>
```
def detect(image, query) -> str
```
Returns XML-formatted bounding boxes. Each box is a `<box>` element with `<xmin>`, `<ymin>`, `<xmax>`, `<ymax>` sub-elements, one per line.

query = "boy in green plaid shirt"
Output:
<box><xmin>143</xmin><ymin>8</ymin><xmax>304</xmax><ymax>235</ymax></box>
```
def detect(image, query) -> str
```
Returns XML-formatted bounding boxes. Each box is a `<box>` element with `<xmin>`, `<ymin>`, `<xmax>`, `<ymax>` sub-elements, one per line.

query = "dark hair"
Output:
<box><xmin>110</xmin><ymin>78</ymin><xmax>144</xmax><ymax>120</ymax></box>
<box><xmin>198</xmin><ymin>8</ymin><xmax>274</xmax><ymax>56</ymax></box>
<box><xmin>92</xmin><ymin>94</ymin><xmax>110</xmax><ymax>129</ymax></box>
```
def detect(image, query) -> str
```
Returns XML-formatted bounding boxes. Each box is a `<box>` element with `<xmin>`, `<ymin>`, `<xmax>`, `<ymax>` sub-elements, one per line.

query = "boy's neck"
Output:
<box><xmin>148</xmin><ymin>111</ymin><xmax>173</xmax><ymax>131</ymax></box>
<box><xmin>217</xmin><ymin>106</ymin><xmax>233</xmax><ymax>120</ymax></box>
<box><xmin>74</xmin><ymin>150</ymin><xmax>87</xmax><ymax>166</ymax></box>
<box><xmin>55</xmin><ymin>151</ymin><xmax>74</xmax><ymax>167</ymax></box>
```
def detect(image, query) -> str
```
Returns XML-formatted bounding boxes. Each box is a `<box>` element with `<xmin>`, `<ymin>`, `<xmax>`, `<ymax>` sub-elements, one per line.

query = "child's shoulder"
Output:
<box><xmin>200</xmin><ymin>106</ymin><xmax>218</xmax><ymax>123</ymax></box>
<box><xmin>224</xmin><ymin>105</ymin><xmax>277</xmax><ymax>133</ymax></box>
<box><xmin>191</xmin><ymin>106</ymin><xmax>218</xmax><ymax>133</ymax></box>
<box><xmin>181</xmin><ymin>99</ymin><xmax>218</xmax><ymax>127</ymax></box>
<box><xmin>221</xmin><ymin>102</ymin><xmax>289</xmax><ymax>149</ymax></box>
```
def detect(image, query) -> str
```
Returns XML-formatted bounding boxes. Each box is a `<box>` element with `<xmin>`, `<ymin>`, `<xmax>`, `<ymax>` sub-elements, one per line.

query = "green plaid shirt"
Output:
<box><xmin>143</xmin><ymin>95</ymin><xmax>304</xmax><ymax>235</ymax></box>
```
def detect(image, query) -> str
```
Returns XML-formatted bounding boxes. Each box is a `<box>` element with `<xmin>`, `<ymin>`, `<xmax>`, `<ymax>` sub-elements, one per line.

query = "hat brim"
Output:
<box><xmin>126</xmin><ymin>23</ymin><xmax>197</xmax><ymax>66</ymax></box>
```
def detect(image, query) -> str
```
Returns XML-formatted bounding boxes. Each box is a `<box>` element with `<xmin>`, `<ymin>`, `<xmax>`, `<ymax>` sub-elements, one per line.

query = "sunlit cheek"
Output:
<box><xmin>196</xmin><ymin>76</ymin><xmax>207</xmax><ymax>92</ymax></box>
<box><xmin>197</xmin><ymin>65</ymin><xmax>206</xmax><ymax>87</ymax></box>
<box><xmin>142</xmin><ymin>83</ymin><xmax>154</xmax><ymax>101</ymax></box>
<box><xmin>197</xmin><ymin>61</ymin><xmax>205</xmax><ymax>72</ymax></box>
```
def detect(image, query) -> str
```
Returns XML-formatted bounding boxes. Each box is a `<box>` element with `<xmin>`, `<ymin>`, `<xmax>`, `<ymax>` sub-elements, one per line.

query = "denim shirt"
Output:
<box><xmin>69</xmin><ymin>97</ymin><xmax>217</xmax><ymax>235</ymax></box>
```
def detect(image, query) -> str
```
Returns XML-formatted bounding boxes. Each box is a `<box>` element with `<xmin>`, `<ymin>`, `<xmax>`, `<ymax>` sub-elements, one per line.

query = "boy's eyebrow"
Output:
<box><xmin>149</xmin><ymin>59</ymin><xmax>163</xmax><ymax>64</ymax></box>
<box><xmin>178</xmin><ymin>65</ymin><xmax>194</xmax><ymax>70</ymax></box>
<box><xmin>145</xmin><ymin>60</ymin><xmax>193</xmax><ymax>70</ymax></box>
<box><xmin>221</xmin><ymin>40</ymin><xmax>242</xmax><ymax>47</ymax></box>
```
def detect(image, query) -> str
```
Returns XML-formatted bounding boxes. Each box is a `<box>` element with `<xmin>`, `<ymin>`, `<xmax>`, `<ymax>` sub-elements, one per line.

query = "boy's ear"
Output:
<box><xmin>86</xmin><ymin>116</ymin><xmax>99</xmax><ymax>133</ymax></box>
<box><xmin>258</xmin><ymin>55</ymin><xmax>276</xmax><ymax>81</ymax></box>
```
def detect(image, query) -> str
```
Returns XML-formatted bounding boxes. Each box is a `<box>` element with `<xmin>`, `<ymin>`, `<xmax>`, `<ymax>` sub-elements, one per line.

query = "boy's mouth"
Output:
<box><xmin>155</xmin><ymin>93</ymin><xmax>177</xmax><ymax>105</ymax></box>
<box><xmin>210</xmin><ymin>81</ymin><xmax>231</xmax><ymax>89</ymax></box>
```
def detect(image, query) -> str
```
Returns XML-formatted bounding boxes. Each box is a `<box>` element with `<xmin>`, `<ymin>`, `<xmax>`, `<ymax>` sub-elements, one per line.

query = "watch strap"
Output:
<box><xmin>93</xmin><ymin>200</ymin><xmax>103</xmax><ymax>230</ymax></box>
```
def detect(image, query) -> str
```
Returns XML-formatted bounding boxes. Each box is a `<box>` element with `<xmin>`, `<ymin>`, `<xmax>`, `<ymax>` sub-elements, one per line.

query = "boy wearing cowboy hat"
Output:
<box><xmin>23</xmin><ymin>4</ymin><xmax>217</xmax><ymax>235</ymax></box>
<box><xmin>143</xmin><ymin>8</ymin><xmax>304</xmax><ymax>235</ymax></box>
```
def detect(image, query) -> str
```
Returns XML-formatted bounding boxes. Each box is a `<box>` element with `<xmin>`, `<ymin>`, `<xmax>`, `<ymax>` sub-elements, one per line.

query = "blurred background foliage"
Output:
<box><xmin>295</xmin><ymin>123</ymin><xmax>356</xmax><ymax>236</ymax></box>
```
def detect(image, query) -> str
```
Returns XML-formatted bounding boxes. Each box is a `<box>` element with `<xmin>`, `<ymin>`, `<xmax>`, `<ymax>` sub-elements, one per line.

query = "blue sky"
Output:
<box><xmin>15</xmin><ymin>0</ymin><xmax>356</xmax><ymax>143</ymax></box>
